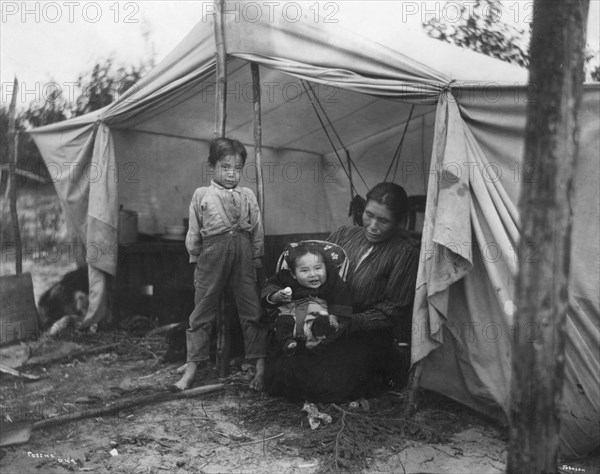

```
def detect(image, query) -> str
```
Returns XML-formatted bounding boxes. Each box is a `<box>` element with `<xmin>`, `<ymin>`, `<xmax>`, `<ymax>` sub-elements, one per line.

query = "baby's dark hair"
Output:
<box><xmin>208</xmin><ymin>137</ymin><xmax>248</xmax><ymax>166</ymax></box>
<box><xmin>286</xmin><ymin>242</ymin><xmax>327</xmax><ymax>272</ymax></box>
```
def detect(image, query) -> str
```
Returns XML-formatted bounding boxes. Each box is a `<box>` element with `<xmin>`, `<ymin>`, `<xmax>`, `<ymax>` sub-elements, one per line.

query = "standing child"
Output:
<box><xmin>262</xmin><ymin>242</ymin><xmax>352</xmax><ymax>354</ymax></box>
<box><xmin>174</xmin><ymin>137</ymin><xmax>266</xmax><ymax>391</ymax></box>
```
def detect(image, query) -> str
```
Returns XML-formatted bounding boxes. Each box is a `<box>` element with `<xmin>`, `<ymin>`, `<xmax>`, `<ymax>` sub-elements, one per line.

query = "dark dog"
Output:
<box><xmin>37</xmin><ymin>267</ymin><xmax>89</xmax><ymax>334</ymax></box>
<box><xmin>162</xmin><ymin>322</ymin><xmax>188</xmax><ymax>363</ymax></box>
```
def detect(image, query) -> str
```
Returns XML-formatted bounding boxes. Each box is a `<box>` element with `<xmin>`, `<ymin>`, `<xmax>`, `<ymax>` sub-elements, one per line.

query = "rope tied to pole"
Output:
<box><xmin>300</xmin><ymin>80</ymin><xmax>369</xmax><ymax>197</ymax></box>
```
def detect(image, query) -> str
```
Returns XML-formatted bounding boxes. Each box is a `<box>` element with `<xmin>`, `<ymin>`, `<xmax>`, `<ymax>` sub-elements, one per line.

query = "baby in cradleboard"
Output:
<box><xmin>262</xmin><ymin>241</ymin><xmax>352</xmax><ymax>354</ymax></box>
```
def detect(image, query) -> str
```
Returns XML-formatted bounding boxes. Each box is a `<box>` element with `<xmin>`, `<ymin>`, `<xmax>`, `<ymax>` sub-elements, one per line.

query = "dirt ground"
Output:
<box><xmin>1</xmin><ymin>242</ymin><xmax>597</xmax><ymax>473</ymax></box>
<box><xmin>1</xmin><ymin>328</ymin><xmax>514</xmax><ymax>474</ymax></box>
<box><xmin>0</xmin><ymin>253</ymin><xmax>516</xmax><ymax>474</ymax></box>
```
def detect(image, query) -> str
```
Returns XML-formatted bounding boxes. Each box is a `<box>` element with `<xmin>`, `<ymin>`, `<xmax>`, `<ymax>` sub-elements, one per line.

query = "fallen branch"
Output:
<box><xmin>33</xmin><ymin>383</ymin><xmax>224</xmax><ymax>431</ymax></box>
<box><xmin>0</xmin><ymin>363</ymin><xmax>40</xmax><ymax>380</ymax></box>
<box><xmin>24</xmin><ymin>343</ymin><xmax>122</xmax><ymax>368</ymax></box>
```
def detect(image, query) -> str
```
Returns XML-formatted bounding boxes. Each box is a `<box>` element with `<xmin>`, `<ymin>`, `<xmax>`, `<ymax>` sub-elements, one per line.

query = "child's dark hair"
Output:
<box><xmin>286</xmin><ymin>243</ymin><xmax>327</xmax><ymax>272</ymax></box>
<box><xmin>208</xmin><ymin>137</ymin><xmax>248</xmax><ymax>166</ymax></box>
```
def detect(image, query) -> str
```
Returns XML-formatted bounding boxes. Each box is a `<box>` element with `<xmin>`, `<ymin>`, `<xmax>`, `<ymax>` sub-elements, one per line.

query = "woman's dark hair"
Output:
<box><xmin>208</xmin><ymin>137</ymin><xmax>248</xmax><ymax>166</ymax></box>
<box><xmin>366</xmin><ymin>182</ymin><xmax>409</xmax><ymax>222</ymax></box>
<box><xmin>286</xmin><ymin>243</ymin><xmax>327</xmax><ymax>272</ymax></box>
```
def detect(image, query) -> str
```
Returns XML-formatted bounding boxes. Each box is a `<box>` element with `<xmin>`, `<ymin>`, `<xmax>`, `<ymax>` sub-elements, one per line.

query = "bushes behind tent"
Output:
<box><xmin>0</xmin><ymin>182</ymin><xmax>69</xmax><ymax>261</ymax></box>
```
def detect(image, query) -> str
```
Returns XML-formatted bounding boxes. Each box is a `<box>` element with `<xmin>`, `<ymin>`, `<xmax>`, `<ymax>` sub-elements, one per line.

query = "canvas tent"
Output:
<box><xmin>29</xmin><ymin>2</ymin><xmax>599</xmax><ymax>459</ymax></box>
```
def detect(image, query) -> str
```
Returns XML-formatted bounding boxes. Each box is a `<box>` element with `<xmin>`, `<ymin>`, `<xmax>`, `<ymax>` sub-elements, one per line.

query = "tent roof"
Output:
<box><xmin>31</xmin><ymin>4</ymin><xmax>528</xmax><ymax>140</ymax></box>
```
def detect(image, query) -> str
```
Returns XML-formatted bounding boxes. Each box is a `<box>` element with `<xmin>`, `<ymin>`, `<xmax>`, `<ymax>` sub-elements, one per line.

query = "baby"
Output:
<box><xmin>262</xmin><ymin>242</ymin><xmax>352</xmax><ymax>354</ymax></box>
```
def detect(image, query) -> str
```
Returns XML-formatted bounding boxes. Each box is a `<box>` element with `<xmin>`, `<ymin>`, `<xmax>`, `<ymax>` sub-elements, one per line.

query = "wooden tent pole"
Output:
<box><xmin>7</xmin><ymin>78</ymin><xmax>22</xmax><ymax>275</ymax></box>
<box><xmin>403</xmin><ymin>360</ymin><xmax>422</xmax><ymax>418</ymax></box>
<box><xmin>251</xmin><ymin>63</ymin><xmax>265</xmax><ymax>221</ymax></box>
<box><xmin>251</xmin><ymin>63</ymin><xmax>266</xmax><ymax>290</ymax></box>
<box><xmin>507</xmin><ymin>1</ymin><xmax>589</xmax><ymax>472</ymax></box>
<box><xmin>213</xmin><ymin>0</ymin><xmax>227</xmax><ymax>139</ymax></box>
<box><xmin>213</xmin><ymin>0</ymin><xmax>230</xmax><ymax>378</ymax></box>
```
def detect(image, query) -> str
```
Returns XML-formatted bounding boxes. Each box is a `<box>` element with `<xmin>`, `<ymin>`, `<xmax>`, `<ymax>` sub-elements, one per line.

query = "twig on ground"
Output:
<box><xmin>139</xmin><ymin>369</ymin><xmax>162</xmax><ymax>380</ymax></box>
<box><xmin>124</xmin><ymin>339</ymin><xmax>160</xmax><ymax>366</ymax></box>
<box><xmin>431</xmin><ymin>444</ymin><xmax>460</xmax><ymax>458</ymax></box>
<box><xmin>233</xmin><ymin>432</ymin><xmax>283</xmax><ymax>447</ymax></box>
<box><xmin>301</xmin><ymin>402</ymin><xmax>449</xmax><ymax>471</ymax></box>
<box><xmin>396</xmin><ymin>451</ymin><xmax>407</xmax><ymax>474</ymax></box>
<box><xmin>198</xmin><ymin>452</ymin><xmax>215</xmax><ymax>470</ymax></box>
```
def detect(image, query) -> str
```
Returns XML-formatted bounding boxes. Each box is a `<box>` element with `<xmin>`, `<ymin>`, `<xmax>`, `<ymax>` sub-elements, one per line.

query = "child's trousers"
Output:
<box><xmin>186</xmin><ymin>231</ymin><xmax>266</xmax><ymax>362</ymax></box>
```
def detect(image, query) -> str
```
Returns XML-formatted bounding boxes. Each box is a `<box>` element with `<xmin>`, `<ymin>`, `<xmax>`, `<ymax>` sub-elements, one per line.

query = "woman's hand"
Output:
<box><xmin>323</xmin><ymin>318</ymin><xmax>350</xmax><ymax>344</ymax></box>
<box><xmin>269</xmin><ymin>287</ymin><xmax>292</xmax><ymax>304</ymax></box>
<box><xmin>328</xmin><ymin>314</ymin><xmax>339</xmax><ymax>329</ymax></box>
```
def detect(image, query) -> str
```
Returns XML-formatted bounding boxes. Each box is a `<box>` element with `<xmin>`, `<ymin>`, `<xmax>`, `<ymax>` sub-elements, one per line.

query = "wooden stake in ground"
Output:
<box><xmin>251</xmin><ymin>62</ymin><xmax>266</xmax><ymax>285</ymax></box>
<box><xmin>507</xmin><ymin>1</ymin><xmax>589</xmax><ymax>473</ymax></box>
<box><xmin>251</xmin><ymin>62</ymin><xmax>265</xmax><ymax>221</ymax></box>
<box><xmin>7</xmin><ymin>77</ymin><xmax>22</xmax><ymax>275</ymax></box>
<box><xmin>403</xmin><ymin>361</ymin><xmax>422</xmax><ymax>418</ymax></box>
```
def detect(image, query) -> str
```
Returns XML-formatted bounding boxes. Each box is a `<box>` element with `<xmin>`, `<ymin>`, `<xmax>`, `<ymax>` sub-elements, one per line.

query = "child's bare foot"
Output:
<box><xmin>249</xmin><ymin>358</ymin><xmax>265</xmax><ymax>391</ymax></box>
<box><xmin>172</xmin><ymin>362</ymin><xmax>198</xmax><ymax>391</ymax></box>
<box><xmin>176</xmin><ymin>363</ymin><xmax>187</xmax><ymax>374</ymax></box>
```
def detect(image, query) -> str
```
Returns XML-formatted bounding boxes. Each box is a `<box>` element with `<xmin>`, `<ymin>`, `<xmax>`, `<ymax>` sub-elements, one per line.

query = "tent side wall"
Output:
<box><xmin>417</xmin><ymin>85</ymin><xmax>600</xmax><ymax>459</ymax></box>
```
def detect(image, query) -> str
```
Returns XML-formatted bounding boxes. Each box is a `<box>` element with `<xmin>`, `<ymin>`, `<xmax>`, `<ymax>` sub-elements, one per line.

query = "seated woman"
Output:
<box><xmin>264</xmin><ymin>182</ymin><xmax>419</xmax><ymax>402</ymax></box>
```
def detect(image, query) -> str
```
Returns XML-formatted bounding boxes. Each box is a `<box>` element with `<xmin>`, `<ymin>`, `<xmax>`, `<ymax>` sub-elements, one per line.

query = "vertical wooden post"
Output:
<box><xmin>213</xmin><ymin>0</ymin><xmax>230</xmax><ymax>377</ymax></box>
<box><xmin>507</xmin><ymin>1</ymin><xmax>589</xmax><ymax>472</ymax></box>
<box><xmin>403</xmin><ymin>361</ymin><xmax>422</xmax><ymax>418</ymax></box>
<box><xmin>251</xmin><ymin>63</ymin><xmax>265</xmax><ymax>220</ymax></box>
<box><xmin>7</xmin><ymin>78</ymin><xmax>22</xmax><ymax>275</ymax></box>
<box><xmin>251</xmin><ymin>62</ymin><xmax>266</xmax><ymax>289</ymax></box>
<box><xmin>213</xmin><ymin>0</ymin><xmax>227</xmax><ymax>139</ymax></box>
<box><xmin>217</xmin><ymin>294</ymin><xmax>231</xmax><ymax>378</ymax></box>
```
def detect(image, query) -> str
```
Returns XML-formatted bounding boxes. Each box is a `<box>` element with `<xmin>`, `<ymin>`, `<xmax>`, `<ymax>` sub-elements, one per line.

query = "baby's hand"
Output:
<box><xmin>271</xmin><ymin>287</ymin><xmax>292</xmax><ymax>303</ymax></box>
<box><xmin>281</xmin><ymin>287</ymin><xmax>292</xmax><ymax>298</ymax></box>
<box><xmin>328</xmin><ymin>314</ymin><xmax>339</xmax><ymax>329</ymax></box>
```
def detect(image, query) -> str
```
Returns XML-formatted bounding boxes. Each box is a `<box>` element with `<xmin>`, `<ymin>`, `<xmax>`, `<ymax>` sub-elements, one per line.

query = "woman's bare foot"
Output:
<box><xmin>172</xmin><ymin>361</ymin><xmax>197</xmax><ymax>391</ymax></box>
<box><xmin>249</xmin><ymin>358</ymin><xmax>265</xmax><ymax>391</ymax></box>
